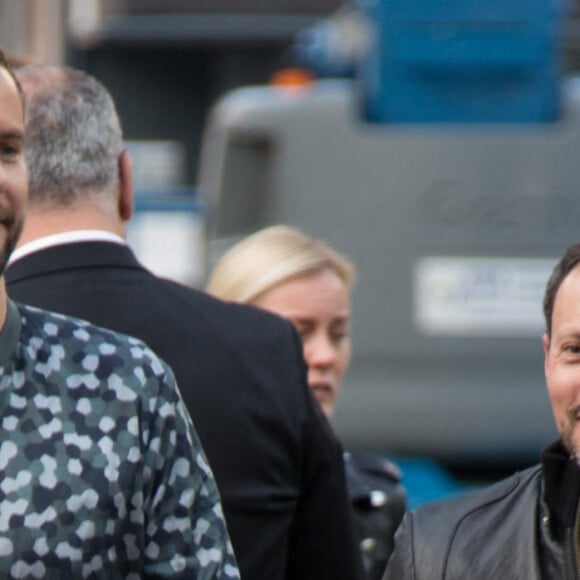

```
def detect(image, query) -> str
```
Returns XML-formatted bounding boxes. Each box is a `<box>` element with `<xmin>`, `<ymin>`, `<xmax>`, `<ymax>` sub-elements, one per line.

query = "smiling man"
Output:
<box><xmin>382</xmin><ymin>243</ymin><xmax>580</xmax><ymax>580</ymax></box>
<box><xmin>0</xmin><ymin>59</ymin><xmax>26</xmax><ymax>285</ymax></box>
<box><xmin>0</xmin><ymin>48</ymin><xmax>239</xmax><ymax>579</ymax></box>
<box><xmin>543</xmin><ymin>259</ymin><xmax>580</xmax><ymax>459</ymax></box>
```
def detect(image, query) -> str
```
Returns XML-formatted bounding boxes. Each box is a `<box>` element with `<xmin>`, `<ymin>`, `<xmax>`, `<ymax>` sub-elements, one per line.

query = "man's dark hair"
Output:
<box><xmin>0</xmin><ymin>47</ymin><xmax>25</xmax><ymax>109</ymax></box>
<box><xmin>543</xmin><ymin>242</ymin><xmax>580</xmax><ymax>336</ymax></box>
<box><xmin>0</xmin><ymin>47</ymin><xmax>8</xmax><ymax>68</ymax></box>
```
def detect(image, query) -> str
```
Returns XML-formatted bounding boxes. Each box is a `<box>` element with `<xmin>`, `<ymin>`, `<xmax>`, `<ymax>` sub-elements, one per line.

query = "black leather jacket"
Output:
<box><xmin>383</xmin><ymin>441</ymin><xmax>580</xmax><ymax>580</ymax></box>
<box><xmin>345</xmin><ymin>451</ymin><xmax>406</xmax><ymax>580</ymax></box>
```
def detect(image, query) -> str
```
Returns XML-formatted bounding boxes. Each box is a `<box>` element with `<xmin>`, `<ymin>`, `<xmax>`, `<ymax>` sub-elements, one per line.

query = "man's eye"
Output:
<box><xmin>1</xmin><ymin>145</ymin><xmax>20</xmax><ymax>158</ymax></box>
<box><xmin>565</xmin><ymin>345</ymin><xmax>580</xmax><ymax>355</ymax></box>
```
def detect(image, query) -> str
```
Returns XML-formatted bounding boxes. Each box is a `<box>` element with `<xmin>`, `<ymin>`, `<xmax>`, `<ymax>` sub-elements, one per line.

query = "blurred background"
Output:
<box><xmin>4</xmin><ymin>0</ymin><xmax>580</xmax><ymax>506</ymax></box>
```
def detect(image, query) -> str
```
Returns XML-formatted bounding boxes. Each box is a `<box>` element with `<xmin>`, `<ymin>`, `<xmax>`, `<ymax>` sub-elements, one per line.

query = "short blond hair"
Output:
<box><xmin>206</xmin><ymin>225</ymin><xmax>356</xmax><ymax>304</ymax></box>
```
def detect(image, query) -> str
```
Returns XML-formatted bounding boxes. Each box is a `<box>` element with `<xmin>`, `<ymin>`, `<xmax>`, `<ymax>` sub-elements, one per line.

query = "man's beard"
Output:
<box><xmin>0</xmin><ymin>214</ymin><xmax>23</xmax><ymax>276</ymax></box>
<box><xmin>560</xmin><ymin>414</ymin><xmax>580</xmax><ymax>464</ymax></box>
<box><xmin>562</xmin><ymin>430</ymin><xmax>576</xmax><ymax>461</ymax></box>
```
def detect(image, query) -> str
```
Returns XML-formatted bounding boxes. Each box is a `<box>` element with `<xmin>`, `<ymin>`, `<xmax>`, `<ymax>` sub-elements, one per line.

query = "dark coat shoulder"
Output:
<box><xmin>7</xmin><ymin>242</ymin><xmax>362</xmax><ymax>580</ymax></box>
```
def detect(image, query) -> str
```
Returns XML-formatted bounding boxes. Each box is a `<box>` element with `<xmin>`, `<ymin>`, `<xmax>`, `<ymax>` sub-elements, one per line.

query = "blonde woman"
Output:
<box><xmin>207</xmin><ymin>225</ymin><xmax>406</xmax><ymax>580</ymax></box>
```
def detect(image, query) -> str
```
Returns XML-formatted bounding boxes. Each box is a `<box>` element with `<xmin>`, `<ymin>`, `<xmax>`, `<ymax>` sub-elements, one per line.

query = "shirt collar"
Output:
<box><xmin>9</xmin><ymin>231</ymin><xmax>125</xmax><ymax>265</ymax></box>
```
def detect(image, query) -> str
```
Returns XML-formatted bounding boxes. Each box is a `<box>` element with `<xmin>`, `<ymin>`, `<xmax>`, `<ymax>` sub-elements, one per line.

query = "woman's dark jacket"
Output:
<box><xmin>345</xmin><ymin>451</ymin><xmax>406</xmax><ymax>580</ymax></box>
<box><xmin>383</xmin><ymin>440</ymin><xmax>580</xmax><ymax>580</ymax></box>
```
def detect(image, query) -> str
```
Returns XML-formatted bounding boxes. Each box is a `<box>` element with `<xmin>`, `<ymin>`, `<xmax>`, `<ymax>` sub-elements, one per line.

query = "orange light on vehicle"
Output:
<box><xmin>270</xmin><ymin>68</ymin><xmax>315</xmax><ymax>93</ymax></box>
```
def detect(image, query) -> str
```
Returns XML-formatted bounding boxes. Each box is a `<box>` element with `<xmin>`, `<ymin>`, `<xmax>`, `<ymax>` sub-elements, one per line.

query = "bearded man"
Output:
<box><xmin>384</xmin><ymin>242</ymin><xmax>580</xmax><ymax>580</ymax></box>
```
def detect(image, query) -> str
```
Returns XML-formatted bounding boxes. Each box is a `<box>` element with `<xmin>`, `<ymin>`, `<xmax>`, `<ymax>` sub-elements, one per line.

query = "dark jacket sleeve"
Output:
<box><xmin>285</xmin><ymin>328</ymin><xmax>364</xmax><ymax>580</ymax></box>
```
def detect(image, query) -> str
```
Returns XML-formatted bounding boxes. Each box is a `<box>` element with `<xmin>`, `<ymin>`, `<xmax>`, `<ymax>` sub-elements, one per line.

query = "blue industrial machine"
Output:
<box><xmin>358</xmin><ymin>0</ymin><xmax>565</xmax><ymax>123</ymax></box>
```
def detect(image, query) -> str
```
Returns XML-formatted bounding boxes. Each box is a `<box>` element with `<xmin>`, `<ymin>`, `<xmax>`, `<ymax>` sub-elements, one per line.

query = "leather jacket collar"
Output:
<box><xmin>542</xmin><ymin>440</ymin><xmax>580</xmax><ymax>541</ymax></box>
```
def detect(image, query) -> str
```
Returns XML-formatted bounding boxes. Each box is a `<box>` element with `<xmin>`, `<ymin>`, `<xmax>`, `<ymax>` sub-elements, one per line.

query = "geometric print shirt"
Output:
<box><xmin>0</xmin><ymin>300</ymin><xmax>240</xmax><ymax>579</ymax></box>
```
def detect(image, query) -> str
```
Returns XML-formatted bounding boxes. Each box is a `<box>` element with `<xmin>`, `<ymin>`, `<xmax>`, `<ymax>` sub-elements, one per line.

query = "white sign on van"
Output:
<box><xmin>414</xmin><ymin>256</ymin><xmax>557</xmax><ymax>337</ymax></box>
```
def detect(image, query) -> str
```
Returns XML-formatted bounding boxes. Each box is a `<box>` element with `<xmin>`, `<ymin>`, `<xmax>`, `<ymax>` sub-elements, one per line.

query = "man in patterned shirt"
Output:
<box><xmin>0</xmin><ymin>48</ymin><xmax>239</xmax><ymax>579</ymax></box>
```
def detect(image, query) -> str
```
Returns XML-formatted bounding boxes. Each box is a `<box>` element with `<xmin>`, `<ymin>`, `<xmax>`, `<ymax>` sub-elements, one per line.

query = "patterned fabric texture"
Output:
<box><xmin>0</xmin><ymin>300</ymin><xmax>239</xmax><ymax>579</ymax></box>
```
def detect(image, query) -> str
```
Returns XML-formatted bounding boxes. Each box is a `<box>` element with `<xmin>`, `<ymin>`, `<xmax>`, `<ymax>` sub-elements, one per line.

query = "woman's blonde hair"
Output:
<box><xmin>206</xmin><ymin>225</ymin><xmax>356</xmax><ymax>304</ymax></box>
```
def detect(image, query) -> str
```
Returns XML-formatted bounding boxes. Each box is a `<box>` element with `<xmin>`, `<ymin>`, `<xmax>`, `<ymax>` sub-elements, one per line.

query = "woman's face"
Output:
<box><xmin>254</xmin><ymin>268</ymin><xmax>352</xmax><ymax>418</ymax></box>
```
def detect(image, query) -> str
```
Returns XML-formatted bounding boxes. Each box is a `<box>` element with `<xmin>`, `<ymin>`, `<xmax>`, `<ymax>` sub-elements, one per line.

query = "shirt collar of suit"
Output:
<box><xmin>9</xmin><ymin>231</ymin><xmax>125</xmax><ymax>265</ymax></box>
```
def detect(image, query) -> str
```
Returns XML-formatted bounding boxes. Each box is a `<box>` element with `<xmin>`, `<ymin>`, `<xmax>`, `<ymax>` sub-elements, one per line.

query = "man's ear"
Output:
<box><xmin>118</xmin><ymin>149</ymin><xmax>134</xmax><ymax>222</ymax></box>
<box><xmin>542</xmin><ymin>334</ymin><xmax>550</xmax><ymax>377</ymax></box>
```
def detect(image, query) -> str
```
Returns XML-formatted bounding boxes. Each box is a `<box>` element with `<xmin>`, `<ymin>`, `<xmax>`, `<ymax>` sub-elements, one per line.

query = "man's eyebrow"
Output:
<box><xmin>554</xmin><ymin>331</ymin><xmax>580</xmax><ymax>343</ymax></box>
<box><xmin>0</xmin><ymin>130</ymin><xmax>24</xmax><ymax>141</ymax></box>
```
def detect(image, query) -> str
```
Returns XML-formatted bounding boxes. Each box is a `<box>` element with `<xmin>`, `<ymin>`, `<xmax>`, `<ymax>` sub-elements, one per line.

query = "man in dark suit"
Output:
<box><xmin>7</xmin><ymin>64</ymin><xmax>362</xmax><ymax>580</ymax></box>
